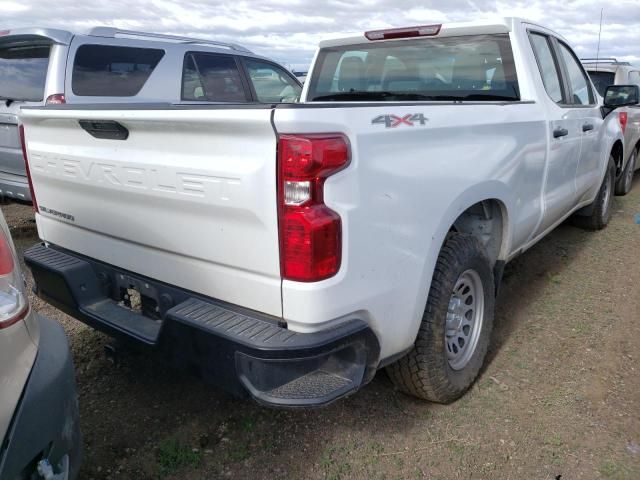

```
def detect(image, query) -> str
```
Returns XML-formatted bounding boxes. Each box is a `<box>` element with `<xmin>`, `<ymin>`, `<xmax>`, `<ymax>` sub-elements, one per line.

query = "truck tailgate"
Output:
<box><xmin>20</xmin><ymin>106</ymin><xmax>282</xmax><ymax>317</ymax></box>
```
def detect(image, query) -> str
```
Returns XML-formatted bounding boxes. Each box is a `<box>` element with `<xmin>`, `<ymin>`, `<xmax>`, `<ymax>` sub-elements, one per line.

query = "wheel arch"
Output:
<box><xmin>437</xmin><ymin>183</ymin><xmax>514</xmax><ymax>265</ymax></box>
<box><xmin>402</xmin><ymin>182</ymin><xmax>514</xmax><ymax>355</ymax></box>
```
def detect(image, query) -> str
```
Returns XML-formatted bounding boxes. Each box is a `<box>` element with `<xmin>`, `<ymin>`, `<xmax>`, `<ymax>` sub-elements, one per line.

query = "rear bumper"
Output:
<box><xmin>0</xmin><ymin>314</ymin><xmax>82</xmax><ymax>480</ymax></box>
<box><xmin>0</xmin><ymin>170</ymin><xmax>31</xmax><ymax>202</ymax></box>
<box><xmin>24</xmin><ymin>244</ymin><xmax>380</xmax><ymax>407</ymax></box>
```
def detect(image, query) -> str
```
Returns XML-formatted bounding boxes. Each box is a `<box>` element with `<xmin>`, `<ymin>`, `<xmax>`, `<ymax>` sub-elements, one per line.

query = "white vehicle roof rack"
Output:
<box><xmin>581</xmin><ymin>57</ymin><xmax>631</xmax><ymax>66</ymax></box>
<box><xmin>87</xmin><ymin>27</ymin><xmax>253</xmax><ymax>53</ymax></box>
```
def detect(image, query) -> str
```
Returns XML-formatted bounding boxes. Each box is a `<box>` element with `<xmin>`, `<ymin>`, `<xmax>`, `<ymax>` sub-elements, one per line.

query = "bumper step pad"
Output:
<box><xmin>24</xmin><ymin>243</ymin><xmax>380</xmax><ymax>407</ymax></box>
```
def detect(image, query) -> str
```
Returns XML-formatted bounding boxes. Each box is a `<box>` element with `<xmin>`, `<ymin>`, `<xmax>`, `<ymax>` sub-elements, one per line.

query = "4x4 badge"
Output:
<box><xmin>372</xmin><ymin>114</ymin><xmax>429</xmax><ymax>128</ymax></box>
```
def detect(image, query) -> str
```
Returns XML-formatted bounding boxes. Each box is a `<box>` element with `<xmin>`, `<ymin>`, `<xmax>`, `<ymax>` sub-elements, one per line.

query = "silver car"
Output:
<box><xmin>583</xmin><ymin>58</ymin><xmax>640</xmax><ymax>195</ymax></box>
<box><xmin>0</xmin><ymin>211</ymin><xmax>81</xmax><ymax>479</ymax></box>
<box><xmin>0</xmin><ymin>27</ymin><xmax>302</xmax><ymax>201</ymax></box>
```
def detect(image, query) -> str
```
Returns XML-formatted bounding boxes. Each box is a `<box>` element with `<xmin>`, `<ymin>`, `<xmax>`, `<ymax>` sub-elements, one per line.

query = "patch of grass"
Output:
<box><xmin>446</xmin><ymin>439</ymin><xmax>466</xmax><ymax>456</ymax></box>
<box><xmin>599</xmin><ymin>459</ymin><xmax>632</xmax><ymax>479</ymax></box>
<box><xmin>240</xmin><ymin>416</ymin><xmax>255</xmax><ymax>432</ymax></box>
<box><xmin>156</xmin><ymin>438</ymin><xmax>201</xmax><ymax>477</ymax></box>
<box><xmin>515</xmin><ymin>360</ymin><xmax>528</xmax><ymax>370</ymax></box>
<box><xmin>538</xmin><ymin>388</ymin><xmax>568</xmax><ymax>408</ymax></box>
<box><xmin>226</xmin><ymin>442</ymin><xmax>250</xmax><ymax>462</ymax></box>
<box><xmin>547</xmin><ymin>273</ymin><xmax>562</xmax><ymax>285</ymax></box>
<box><xmin>544</xmin><ymin>433</ymin><xmax>564</xmax><ymax>448</ymax></box>
<box><xmin>367</xmin><ymin>441</ymin><xmax>385</xmax><ymax>455</ymax></box>
<box><xmin>571</xmin><ymin>321</ymin><xmax>593</xmax><ymax>336</ymax></box>
<box><xmin>320</xmin><ymin>445</ymin><xmax>352</xmax><ymax>480</ymax></box>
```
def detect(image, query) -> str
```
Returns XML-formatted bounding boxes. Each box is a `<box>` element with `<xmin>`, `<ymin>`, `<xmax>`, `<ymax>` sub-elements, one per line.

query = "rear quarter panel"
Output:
<box><xmin>274</xmin><ymin>102</ymin><xmax>548</xmax><ymax>359</ymax></box>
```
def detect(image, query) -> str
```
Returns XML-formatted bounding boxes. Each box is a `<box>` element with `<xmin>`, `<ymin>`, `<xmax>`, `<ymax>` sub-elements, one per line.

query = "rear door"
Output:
<box><xmin>528</xmin><ymin>31</ymin><xmax>581</xmax><ymax>235</ymax></box>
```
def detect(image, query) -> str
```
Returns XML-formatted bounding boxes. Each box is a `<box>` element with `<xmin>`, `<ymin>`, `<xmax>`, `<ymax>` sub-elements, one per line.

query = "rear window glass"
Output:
<box><xmin>72</xmin><ymin>45</ymin><xmax>164</xmax><ymax>97</ymax></box>
<box><xmin>587</xmin><ymin>70</ymin><xmax>616</xmax><ymax>97</ymax></box>
<box><xmin>182</xmin><ymin>53</ymin><xmax>249</xmax><ymax>102</ymax></box>
<box><xmin>307</xmin><ymin>34</ymin><xmax>519</xmax><ymax>102</ymax></box>
<box><xmin>0</xmin><ymin>45</ymin><xmax>50</xmax><ymax>102</ymax></box>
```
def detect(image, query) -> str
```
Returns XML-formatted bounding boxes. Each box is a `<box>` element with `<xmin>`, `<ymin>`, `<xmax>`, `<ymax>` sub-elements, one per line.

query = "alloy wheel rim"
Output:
<box><xmin>445</xmin><ymin>269</ymin><xmax>484</xmax><ymax>370</ymax></box>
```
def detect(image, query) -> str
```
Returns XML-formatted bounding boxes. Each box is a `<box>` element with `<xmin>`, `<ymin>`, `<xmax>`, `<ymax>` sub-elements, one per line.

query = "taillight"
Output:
<box><xmin>45</xmin><ymin>94</ymin><xmax>66</xmax><ymax>105</ymax></box>
<box><xmin>365</xmin><ymin>24</ymin><xmax>442</xmax><ymax>41</ymax></box>
<box><xmin>19</xmin><ymin>125</ymin><xmax>38</xmax><ymax>213</ymax></box>
<box><xmin>278</xmin><ymin>134</ymin><xmax>350</xmax><ymax>282</ymax></box>
<box><xmin>0</xmin><ymin>225</ymin><xmax>28</xmax><ymax>330</ymax></box>
<box><xmin>619</xmin><ymin>111</ymin><xmax>628</xmax><ymax>134</ymax></box>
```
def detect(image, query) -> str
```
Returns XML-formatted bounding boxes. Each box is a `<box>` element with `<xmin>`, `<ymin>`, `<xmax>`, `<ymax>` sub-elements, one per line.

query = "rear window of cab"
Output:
<box><xmin>307</xmin><ymin>34</ymin><xmax>520</xmax><ymax>102</ymax></box>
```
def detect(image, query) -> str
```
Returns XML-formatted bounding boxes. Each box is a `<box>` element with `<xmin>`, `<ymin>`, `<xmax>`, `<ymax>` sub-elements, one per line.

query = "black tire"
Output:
<box><xmin>573</xmin><ymin>155</ymin><xmax>615</xmax><ymax>230</ymax></box>
<box><xmin>615</xmin><ymin>148</ymin><xmax>637</xmax><ymax>196</ymax></box>
<box><xmin>386</xmin><ymin>233</ymin><xmax>495</xmax><ymax>404</ymax></box>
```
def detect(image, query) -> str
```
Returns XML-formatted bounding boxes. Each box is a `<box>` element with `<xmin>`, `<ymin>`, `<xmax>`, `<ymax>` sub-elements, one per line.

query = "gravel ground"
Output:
<box><xmin>3</xmin><ymin>181</ymin><xmax>640</xmax><ymax>479</ymax></box>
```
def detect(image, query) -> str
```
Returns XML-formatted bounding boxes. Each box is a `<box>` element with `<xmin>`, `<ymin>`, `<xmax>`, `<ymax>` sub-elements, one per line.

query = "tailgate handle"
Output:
<box><xmin>79</xmin><ymin>120</ymin><xmax>129</xmax><ymax>140</ymax></box>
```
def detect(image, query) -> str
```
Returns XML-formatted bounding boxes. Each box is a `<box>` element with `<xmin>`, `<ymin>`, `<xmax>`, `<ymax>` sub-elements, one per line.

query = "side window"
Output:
<box><xmin>529</xmin><ymin>33</ymin><xmax>563</xmax><ymax>103</ymax></box>
<box><xmin>181</xmin><ymin>53</ymin><xmax>249</xmax><ymax>102</ymax></box>
<box><xmin>558</xmin><ymin>42</ymin><xmax>594</xmax><ymax>105</ymax></box>
<box><xmin>72</xmin><ymin>45</ymin><xmax>164</xmax><ymax>97</ymax></box>
<box><xmin>244</xmin><ymin>59</ymin><xmax>301</xmax><ymax>102</ymax></box>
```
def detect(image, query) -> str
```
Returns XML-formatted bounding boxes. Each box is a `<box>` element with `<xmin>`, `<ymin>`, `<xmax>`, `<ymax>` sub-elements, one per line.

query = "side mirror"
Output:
<box><xmin>604</xmin><ymin>85</ymin><xmax>640</xmax><ymax>108</ymax></box>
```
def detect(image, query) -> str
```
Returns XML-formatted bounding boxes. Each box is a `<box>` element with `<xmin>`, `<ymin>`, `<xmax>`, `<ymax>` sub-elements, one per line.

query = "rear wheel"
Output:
<box><xmin>386</xmin><ymin>233</ymin><xmax>495</xmax><ymax>403</ymax></box>
<box><xmin>615</xmin><ymin>148</ymin><xmax>637</xmax><ymax>196</ymax></box>
<box><xmin>573</xmin><ymin>155</ymin><xmax>615</xmax><ymax>231</ymax></box>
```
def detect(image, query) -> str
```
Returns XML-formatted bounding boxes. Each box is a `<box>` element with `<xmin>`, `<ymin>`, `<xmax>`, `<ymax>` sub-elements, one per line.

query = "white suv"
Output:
<box><xmin>583</xmin><ymin>58</ymin><xmax>640</xmax><ymax>96</ymax></box>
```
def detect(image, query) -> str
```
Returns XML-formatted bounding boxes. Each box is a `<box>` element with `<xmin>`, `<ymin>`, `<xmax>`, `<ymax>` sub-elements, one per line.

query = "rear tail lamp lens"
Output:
<box><xmin>278</xmin><ymin>134</ymin><xmax>350</xmax><ymax>282</ymax></box>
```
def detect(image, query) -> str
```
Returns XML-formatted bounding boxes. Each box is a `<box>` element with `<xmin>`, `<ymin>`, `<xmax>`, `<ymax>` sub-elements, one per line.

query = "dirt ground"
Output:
<box><xmin>3</xmin><ymin>181</ymin><xmax>640</xmax><ymax>480</ymax></box>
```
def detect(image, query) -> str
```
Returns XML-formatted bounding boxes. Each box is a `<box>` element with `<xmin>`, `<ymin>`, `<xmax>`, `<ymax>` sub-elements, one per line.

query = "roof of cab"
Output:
<box><xmin>317</xmin><ymin>17</ymin><xmax>568</xmax><ymax>49</ymax></box>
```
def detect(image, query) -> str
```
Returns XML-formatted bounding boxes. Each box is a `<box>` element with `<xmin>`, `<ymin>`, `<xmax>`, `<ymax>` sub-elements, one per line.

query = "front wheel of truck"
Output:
<box><xmin>386</xmin><ymin>233</ymin><xmax>495</xmax><ymax>404</ymax></box>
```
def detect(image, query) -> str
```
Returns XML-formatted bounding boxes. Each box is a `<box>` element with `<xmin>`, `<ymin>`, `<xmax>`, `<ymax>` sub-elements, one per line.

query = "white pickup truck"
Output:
<box><xmin>20</xmin><ymin>18</ymin><xmax>629</xmax><ymax>407</ymax></box>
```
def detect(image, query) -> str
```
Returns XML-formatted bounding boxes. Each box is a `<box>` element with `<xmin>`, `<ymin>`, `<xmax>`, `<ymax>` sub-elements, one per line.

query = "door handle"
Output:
<box><xmin>582</xmin><ymin>123</ymin><xmax>594</xmax><ymax>132</ymax></box>
<box><xmin>553</xmin><ymin>127</ymin><xmax>569</xmax><ymax>138</ymax></box>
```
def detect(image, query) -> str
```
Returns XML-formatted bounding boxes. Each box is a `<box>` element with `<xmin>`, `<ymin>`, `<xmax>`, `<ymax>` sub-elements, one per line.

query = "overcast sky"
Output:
<box><xmin>2</xmin><ymin>0</ymin><xmax>639</xmax><ymax>70</ymax></box>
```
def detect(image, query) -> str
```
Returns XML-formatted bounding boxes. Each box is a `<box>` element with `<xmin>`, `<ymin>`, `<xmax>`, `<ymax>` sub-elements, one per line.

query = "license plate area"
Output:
<box><xmin>115</xmin><ymin>274</ymin><xmax>162</xmax><ymax>320</ymax></box>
